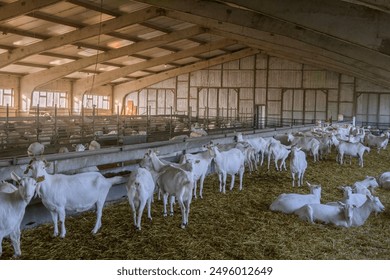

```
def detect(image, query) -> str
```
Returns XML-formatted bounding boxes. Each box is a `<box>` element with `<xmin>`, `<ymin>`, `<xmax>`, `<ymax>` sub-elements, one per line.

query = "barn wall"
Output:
<box><xmin>123</xmin><ymin>54</ymin><xmax>389</xmax><ymax>126</ymax></box>
<box><xmin>2</xmin><ymin>55</ymin><xmax>390</xmax><ymax>125</ymax></box>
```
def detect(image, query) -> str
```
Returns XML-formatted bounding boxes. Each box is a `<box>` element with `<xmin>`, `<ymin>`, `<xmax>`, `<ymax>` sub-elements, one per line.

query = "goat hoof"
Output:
<box><xmin>169</xmin><ymin>212</ymin><xmax>174</xmax><ymax>216</ymax></box>
<box><xmin>181</xmin><ymin>223</ymin><xmax>187</xmax><ymax>229</ymax></box>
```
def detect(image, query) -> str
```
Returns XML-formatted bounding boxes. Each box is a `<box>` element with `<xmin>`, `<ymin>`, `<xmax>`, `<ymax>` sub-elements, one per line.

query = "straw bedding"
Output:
<box><xmin>2</xmin><ymin>148</ymin><xmax>390</xmax><ymax>260</ymax></box>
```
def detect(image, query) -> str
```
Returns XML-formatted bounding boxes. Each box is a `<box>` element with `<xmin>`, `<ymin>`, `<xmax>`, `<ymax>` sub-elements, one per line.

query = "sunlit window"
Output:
<box><xmin>83</xmin><ymin>94</ymin><xmax>110</xmax><ymax>110</ymax></box>
<box><xmin>32</xmin><ymin>90</ymin><xmax>67</xmax><ymax>108</ymax></box>
<box><xmin>0</xmin><ymin>88</ymin><xmax>14</xmax><ymax>107</ymax></box>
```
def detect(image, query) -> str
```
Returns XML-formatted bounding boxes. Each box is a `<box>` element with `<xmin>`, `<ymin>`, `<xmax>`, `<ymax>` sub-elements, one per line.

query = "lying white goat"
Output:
<box><xmin>352</xmin><ymin>176</ymin><xmax>379</xmax><ymax>195</ymax></box>
<box><xmin>269</xmin><ymin>182</ymin><xmax>322</xmax><ymax>214</ymax></box>
<box><xmin>294</xmin><ymin>202</ymin><xmax>353</xmax><ymax>227</ymax></box>
<box><xmin>0</xmin><ymin>173</ymin><xmax>37</xmax><ymax>257</ymax></box>
<box><xmin>378</xmin><ymin>172</ymin><xmax>390</xmax><ymax>190</ymax></box>
<box><xmin>126</xmin><ymin>167</ymin><xmax>155</xmax><ymax>230</ymax></box>
<box><xmin>25</xmin><ymin>159</ymin><xmax>123</xmax><ymax>238</ymax></box>
<box><xmin>350</xmin><ymin>195</ymin><xmax>385</xmax><ymax>227</ymax></box>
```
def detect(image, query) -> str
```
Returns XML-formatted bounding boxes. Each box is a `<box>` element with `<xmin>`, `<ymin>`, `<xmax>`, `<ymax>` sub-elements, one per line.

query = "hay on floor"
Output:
<box><xmin>1</xmin><ymin>147</ymin><xmax>390</xmax><ymax>259</ymax></box>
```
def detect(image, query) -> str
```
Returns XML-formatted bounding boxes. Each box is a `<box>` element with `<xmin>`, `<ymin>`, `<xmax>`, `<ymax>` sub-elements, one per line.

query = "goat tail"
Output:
<box><xmin>107</xmin><ymin>176</ymin><xmax>125</xmax><ymax>186</ymax></box>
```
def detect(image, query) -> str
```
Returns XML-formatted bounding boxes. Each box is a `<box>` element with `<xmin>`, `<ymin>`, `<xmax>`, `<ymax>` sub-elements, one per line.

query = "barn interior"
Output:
<box><xmin>1</xmin><ymin>0</ymin><xmax>390</xmax><ymax>156</ymax></box>
<box><xmin>0</xmin><ymin>0</ymin><xmax>390</xmax><ymax>261</ymax></box>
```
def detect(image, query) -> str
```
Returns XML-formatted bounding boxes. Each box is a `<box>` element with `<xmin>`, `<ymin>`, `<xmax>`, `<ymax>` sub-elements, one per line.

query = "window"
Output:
<box><xmin>32</xmin><ymin>90</ymin><xmax>67</xmax><ymax>108</ymax></box>
<box><xmin>83</xmin><ymin>94</ymin><xmax>110</xmax><ymax>110</ymax></box>
<box><xmin>0</xmin><ymin>88</ymin><xmax>14</xmax><ymax>107</ymax></box>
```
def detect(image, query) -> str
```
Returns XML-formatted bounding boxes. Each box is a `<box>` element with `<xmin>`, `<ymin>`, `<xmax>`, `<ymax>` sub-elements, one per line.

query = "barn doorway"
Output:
<box><xmin>256</xmin><ymin>105</ymin><xmax>266</xmax><ymax>129</ymax></box>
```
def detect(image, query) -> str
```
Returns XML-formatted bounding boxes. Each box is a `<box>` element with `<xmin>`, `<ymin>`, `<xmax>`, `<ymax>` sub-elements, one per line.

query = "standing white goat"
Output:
<box><xmin>209</xmin><ymin>145</ymin><xmax>245</xmax><ymax>193</ymax></box>
<box><xmin>268</xmin><ymin>141</ymin><xmax>291</xmax><ymax>171</ymax></box>
<box><xmin>179</xmin><ymin>150</ymin><xmax>213</xmax><ymax>199</ymax></box>
<box><xmin>0</xmin><ymin>173</ymin><xmax>37</xmax><ymax>257</ymax></box>
<box><xmin>126</xmin><ymin>167</ymin><xmax>155</xmax><ymax>231</ymax></box>
<box><xmin>25</xmin><ymin>159</ymin><xmax>123</xmax><ymax>238</ymax></box>
<box><xmin>290</xmin><ymin>146</ymin><xmax>307</xmax><ymax>187</ymax></box>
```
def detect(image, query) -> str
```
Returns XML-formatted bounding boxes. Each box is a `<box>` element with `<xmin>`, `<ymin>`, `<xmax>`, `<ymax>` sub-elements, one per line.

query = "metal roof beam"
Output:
<box><xmin>74</xmin><ymin>38</ymin><xmax>235</xmax><ymax>93</ymax></box>
<box><xmin>0</xmin><ymin>0</ymin><xmax>61</xmax><ymax>22</ymax></box>
<box><xmin>20</xmin><ymin>25</ymin><xmax>204</xmax><ymax>95</ymax></box>
<box><xmin>136</xmin><ymin>0</ymin><xmax>390</xmax><ymax>87</ymax></box>
<box><xmin>0</xmin><ymin>6</ymin><xmax>161</xmax><ymax>68</ymax></box>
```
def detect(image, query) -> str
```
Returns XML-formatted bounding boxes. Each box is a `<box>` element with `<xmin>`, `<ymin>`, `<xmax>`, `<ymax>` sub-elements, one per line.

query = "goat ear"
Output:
<box><xmin>11</xmin><ymin>171</ymin><xmax>21</xmax><ymax>183</ymax></box>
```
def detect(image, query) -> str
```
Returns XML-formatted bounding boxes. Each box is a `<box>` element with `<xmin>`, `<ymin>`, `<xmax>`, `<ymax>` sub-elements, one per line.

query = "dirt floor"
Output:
<box><xmin>2</xmin><ymin>146</ymin><xmax>390</xmax><ymax>260</ymax></box>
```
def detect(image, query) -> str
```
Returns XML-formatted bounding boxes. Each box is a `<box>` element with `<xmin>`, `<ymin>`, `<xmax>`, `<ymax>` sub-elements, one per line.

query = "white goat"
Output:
<box><xmin>126</xmin><ymin>167</ymin><xmax>155</xmax><ymax>230</ymax></box>
<box><xmin>294</xmin><ymin>202</ymin><xmax>353</xmax><ymax>227</ymax></box>
<box><xmin>72</xmin><ymin>143</ymin><xmax>87</xmax><ymax>152</ymax></box>
<box><xmin>350</xmin><ymin>195</ymin><xmax>385</xmax><ymax>227</ymax></box>
<box><xmin>151</xmin><ymin>159</ymin><xmax>194</xmax><ymax>228</ymax></box>
<box><xmin>179</xmin><ymin>150</ymin><xmax>213</xmax><ymax>199</ymax></box>
<box><xmin>25</xmin><ymin>159</ymin><xmax>123</xmax><ymax>238</ymax></box>
<box><xmin>378</xmin><ymin>172</ymin><xmax>390</xmax><ymax>190</ymax></box>
<box><xmin>288</xmin><ymin>134</ymin><xmax>320</xmax><ymax>162</ymax></box>
<box><xmin>364</xmin><ymin>132</ymin><xmax>389</xmax><ymax>153</ymax></box>
<box><xmin>58</xmin><ymin>146</ymin><xmax>69</xmax><ymax>153</ymax></box>
<box><xmin>0</xmin><ymin>173</ymin><xmax>38</xmax><ymax>257</ymax></box>
<box><xmin>61</xmin><ymin>144</ymin><xmax>99</xmax><ymax>174</ymax></box>
<box><xmin>267</xmin><ymin>141</ymin><xmax>290</xmax><ymax>171</ymax></box>
<box><xmin>27</xmin><ymin>142</ymin><xmax>44</xmax><ymax>157</ymax></box>
<box><xmin>190</xmin><ymin>126</ymin><xmax>207</xmax><ymax>138</ymax></box>
<box><xmin>209</xmin><ymin>145</ymin><xmax>245</xmax><ymax>193</ymax></box>
<box><xmin>139</xmin><ymin>150</ymin><xmax>191</xmax><ymax>215</ymax></box>
<box><xmin>269</xmin><ymin>182</ymin><xmax>322</xmax><ymax>214</ymax></box>
<box><xmin>0</xmin><ymin>181</ymin><xmax>18</xmax><ymax>193</ymax></box>
<box><xmin>88</xmin><ymin>140</ymin><xmax>101</xmax><ymax>150</ymax></box>
<box><xmin>247</xmin><ymin>136</ymin><xmax>271</xmax><ymax>166</ymax></box>
<box><xmin>337</xmin><ymin>141</ymin><xmax>370</xmax><ymax>167</ymax></box>
<box><xmin>290</xmin><ymin>146</ymin><xmax>307</xmax><ymax>187</ymax></box>
<box><xmin>353</xmin><ymin>176</ymin><xmax>379</xmax><ymax>195</ymax></box>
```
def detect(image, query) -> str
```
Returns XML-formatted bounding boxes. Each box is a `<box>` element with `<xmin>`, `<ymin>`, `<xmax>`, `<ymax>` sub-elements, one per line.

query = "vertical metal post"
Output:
<box><xmin>170</xmin><ymin>106</ymin><xmax>173</xmax><ymax>139</ymax></box>
<box><xmin>116</xmin><ymin>104</ymin><xmax>120</xmax><ymax>145</ymax></box>
<box><xmin>188</xmin><ymin>106</ymin><xmax>192</xmax><ymax>130</ymax></box>
<box><xmin>36</xmin><ymin>104</ymin><xmax>40</xmax><ymax>141</ymax></box>
<box><xmin>5</xmin><ymin>104</ymin><xmax>9</xmax><ymax>145</ymax></box>
<box><xmin>92</xmin><ymin>105</ymin><xmax>96</xmax><ymax>137</ymax></box>
<box><xmin>54</xmin><ymin>104</ymin><xmax>58</xmax><ymax>146</ymax></box>
<box><xmin>81</xmin><ymin>100</ymin><xmax>85</xmax><ymax>140</ymax></box>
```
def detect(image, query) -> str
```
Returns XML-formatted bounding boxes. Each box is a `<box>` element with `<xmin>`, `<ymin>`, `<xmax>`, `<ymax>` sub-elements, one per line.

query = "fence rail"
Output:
<box><xmin>0</xmin><ymin>105</ymin><xmax>357</xmax><ymax>158</ymax></box>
